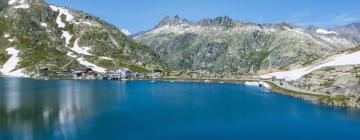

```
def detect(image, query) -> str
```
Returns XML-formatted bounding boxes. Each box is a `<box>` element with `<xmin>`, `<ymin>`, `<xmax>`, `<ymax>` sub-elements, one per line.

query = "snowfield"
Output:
<box><xmin>50</xmin><ymin>5</ymin><xmax>107</xmax><ymax>73</ymax></box>
<box><xmin>8</xmin><ymin>0</ymin><xmax>30</xmax><ymax>9</ymax></box>
<box><xmin>40</xmin><ymin>23</ymin><xmax>48</xmax><ymax>27</ymax></box>
<box><xmin>99</xmin><ymin>57</ymin><xmax>114</xmax><ymax>60</ymax></box>
<box><xmin>261</xmin><ymin>51</ymin><xmax>360</xmax><ymax>81</ymax></box>
<box><xmin>50</xmin><ymin>5</ymin><xmax>74</xmax><ymax>28</ymax></box>
<box><xmin>76</xmin><ymin>57</ymin><xmax>107</xmax><ymax>73</ymax></box>
<box><xmin>66</xmin><ymin>38</ymin><xmax>108</xmax><ymax>73</ymax></box>
<box><xmin>4</xmin><ymin>34</ymin><xmax>10</xmax><ymax>38</ymax></box>
<box><xmin>8</xmin><ymin>38</ymin><xmax>15</xmax><ymax>42</ymax></box>
<box><xmin>8</xmin><ymin>0</ymin><xmax>25</xmax><ymax>5</ymax></box>
<box><xmin>0</xmin><ymin>48</ymin><xmax>28</xmax><ymax>77</ymax></box>
<box><xmin>71</xmin><ymin>39</ymin><xmax>92</xmax><ymax>56</ymax></box>
<box><xmin>61</xmin><ymin>31</ymin><xmax>73</xmax><ymax>46</ymax></box>
<box><xmin>66</xmin><ymin>52</ymin><xmax>107</xmax><ymax>73</ymax></box>
<box><xmin>316</xmin><ymin>29</ymin><xmax>337</xmax><ymax>35</ymax></box>
<box><xmin>245</xmin><ymin>81</ymin><xmax>270</xmax><ymax>89</ymax></box>
<box><xmin>8</xmin><ymin>0</ymin><xmax>18</xmax><ymax>5</ymax></box>
<box><xmin>14</xmin><ymin>4</ymin><xmax>29</xmax><ymax>9</ymax></box>
<box><xmin>0</xmin><ymin>48</ymin><xmax>20</xmax><ymax>74</ymax></box>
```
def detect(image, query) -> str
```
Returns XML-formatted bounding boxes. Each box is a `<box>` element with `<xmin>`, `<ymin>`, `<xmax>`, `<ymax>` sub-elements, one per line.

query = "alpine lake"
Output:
<box><xmin>1</xmin><ymin>77</ymin><xmax>360</xmax><ymax>140</ymax></box>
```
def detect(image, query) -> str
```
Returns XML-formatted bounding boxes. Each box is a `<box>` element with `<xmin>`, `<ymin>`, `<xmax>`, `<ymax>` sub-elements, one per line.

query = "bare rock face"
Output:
<box><xmin>134</xmin><ymin>15</ymin><xmax>355</xmax><ymax>73</ymax></box>
<box><xmin>155</xmin><ymin>15</ymin><xmax>191</xmax><ymax>28</ymax></box>
<box><xmin>290</xmin><ymin>65</ymin><xmax>360</xmax><ymax>108</ymax></box>
<box><xmin>198</xmin><ymin>16</ymin><xmax>233</xmax><ymax>26</ymax></box>
<box><xmin>294</xmin><ymin>65</ymin><xmax>360</xmax><ymax>96</ymax></box>
<box><xmin>332</xmin><ymin>22</ymin><xmax>360</xmax><ymax>44</ymax></box>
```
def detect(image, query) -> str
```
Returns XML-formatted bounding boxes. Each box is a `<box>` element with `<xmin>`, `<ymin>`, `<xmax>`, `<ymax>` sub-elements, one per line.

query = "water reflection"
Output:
<box><xmin>4</xmin><ymin>78</ymin><xmax>21</xmax><ymax>113</ymax></box>
<box><xmin>1</xmin><ymin>78</ymin><xmax>360</xmax><ymax>140</ymax></box>
<box><xmin>0</xmin><ymin>78</ymin><xmax>126</xmax><ymax>140</ymax></box>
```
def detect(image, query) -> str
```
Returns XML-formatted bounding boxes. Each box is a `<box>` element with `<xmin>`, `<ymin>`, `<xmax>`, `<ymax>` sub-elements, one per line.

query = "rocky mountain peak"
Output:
<box><xmin>343</xmin><ymin>22</ymin><xmax>360</xmax><ymax>29</ymax></box>
<box><xmin>306</xmin><ymin>25</ymin><xmax>319</xmax><ymax>31</ymax></box>
<box><xmin>155</xmin><ymin>15</ymin><xmax>191</xmax><ymax>28</ymax></box>
<box><xmin>2</xmin><ymin>0</ymin><xmax>46</xmax><ymax>10</ymax></box>
<box><xmin>7</xmin><ymin>0</ymin><xmax>45</xmax><ymax>5</ymax></box>
<box><xmin>332</xmin><ymin>22</ymin><xmax>360</xmax><ymax>44</ymax></box>
<box><xmin>273</xmin><ymin>21</ymin><xmax>296</xmax><ymax>29</ymax></box>
<box><xmin>198</xmin><ymin>16</ymin><xmax>233</xmax><ymax>26</ymax></box>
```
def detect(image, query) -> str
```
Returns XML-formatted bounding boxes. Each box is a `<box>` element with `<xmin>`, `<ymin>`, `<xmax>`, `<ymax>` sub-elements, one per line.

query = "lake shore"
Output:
<box><xmin>2</xmin><ymin>75</ymin><xmax>359</xmax><ymax>108</ymax></box>
<box><xmin>147</xmin><ymin>77</ymin><xmax>360</xmax><ymax>108</ymax></box>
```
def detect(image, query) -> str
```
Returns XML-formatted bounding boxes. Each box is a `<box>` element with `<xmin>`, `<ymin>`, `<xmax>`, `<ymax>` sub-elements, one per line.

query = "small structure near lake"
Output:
<box><xmin>106</xmin><ymin>67</ymin><xmax>133</xmax><ymax>80</ymax></box>
<box><xmin>66</xmin><ymin>68</ymin><xmax>98</xmax><ymax>79</ymax></box>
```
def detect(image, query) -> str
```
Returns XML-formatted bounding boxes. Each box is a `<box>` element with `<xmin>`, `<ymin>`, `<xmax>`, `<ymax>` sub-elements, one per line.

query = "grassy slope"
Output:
<box><xmin>0</xmin><ymin>3</ymin><xmax>167</xmax><ymax>74</ymax></box>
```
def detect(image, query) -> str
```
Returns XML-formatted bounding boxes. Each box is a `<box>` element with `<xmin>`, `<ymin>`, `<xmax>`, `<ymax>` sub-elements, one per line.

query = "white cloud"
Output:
<box><xmin>289</xmin><ymin>13</ymin><xmax>359</xmax><ymax>28</ymax></box>
<box><xmin>331</xmin><ymin>13</ymin><xmax>359</xmax><ymax>25</ymax></box>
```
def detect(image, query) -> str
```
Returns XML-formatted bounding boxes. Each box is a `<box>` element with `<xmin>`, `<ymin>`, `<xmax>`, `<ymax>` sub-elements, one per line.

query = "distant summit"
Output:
<box><xmin>134</xmin><ymin>15</ymin><xmax>356</xmax><ymax>72</ymax></box>
<box><xmin>156</xmin><ymin>15</ymin><xmax>234</xmax><ymax>27</ymax></box>
<box><xmin>332</xmin><ymin>22</ymin><xmax>360</xmax><ymax>44</ymax></box>
<box><xmin>198</xmin><ymin>16</ymin><xmax>233</xmax><ymax>26</ymax></box>
<box><xmin>155</xmin><ymin>15</ymin><xmax>192</xmax><ymax>28</ymax></box>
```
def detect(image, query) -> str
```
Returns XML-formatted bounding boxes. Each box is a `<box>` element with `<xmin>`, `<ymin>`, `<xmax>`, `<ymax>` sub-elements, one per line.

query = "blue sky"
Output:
<box><xmin>47</xmin><ymin>0</ymin><xmax>360</xmax><ymax>33</ymax></box>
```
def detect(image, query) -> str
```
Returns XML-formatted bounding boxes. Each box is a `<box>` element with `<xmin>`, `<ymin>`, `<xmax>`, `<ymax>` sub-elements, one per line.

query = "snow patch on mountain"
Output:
<box><xmin>8</xmin><ymin>0</ymin><xmax>26</xmax><ymax>5</ymax></box>
<box><xmin>0</xmin><ymin>48</ymin><xmax>20</xmax><ymax>74</ymax></box>
<box><xmin>4</xmin><ymin>34</ymin><xmax>10</xmax><ymax>38</ymax></box>
<box><xmin>261</xmin><ymin>51</ymin><xmax>360</xmax><ymax>81</ymax></box>
<box><xmin>8</xmin><ymin>0</ymin><xmax>18</xmax><ymax>5</ymax></box>
<box><xmin>81</xmin><ymin>21</ymin><xmax>93</xmax><ymax>26</ymax></box>
<box><xmin>14</xmin><ymin>4</ymin><xmax>29</xmax><ymax>9</ymax></box>
<box><xmin>66</xmin><ymin>52</ymin><xmax>106</xmax><ymax>73</ymax></box>
<box><xmin>50</xmin><ymin>5</ymin><xmax>108</xmax><ymax>73</ymax></box>
<box><xmin>245</xmin><ymin>81</ymin><xmax>270</xmax><ymax>89</ymax></box>
<box><xmin>40</xmin><ymin>23</ymin><xmax>48</xmax><ymax>27</ymax></box>
<box><xmin>64</xmin><ymin>38</ymin><xmax>107</xmax><ymax>73</ymax></box>
<box><xmin>76</xmin><ymin>57</ymin><xmax>106</xmax><ymax>73</ymax></box>
<box><xmin>121</xmin><ymin>29</ymin><xmax>131</xmax><ymax>35</ymax></box>
<box><xmin>61</xmin><ymin>31</ymin><xmax>72</xmax><ymax>46</ymax></box>
<box><xmin>0</xmin><ymin>48</ymin><xmax>28</xmax><ymax>77</ymax></box>
<box><xmin>50</xmin><ymin>5</ymin><xmax>74</xmax><ymax>28</ymax></box>
<box><xmin>9</xmin><ymin>0</ymin><xmax>30</xmax><ymax>9</ymax></box>
<box><xmin>8</xmin><ymin>38</ymin><xmax>15</xmax><ymax>42</ymax></box>
<box><xmin>71</xmin><ymin>38</ymin><xmax>92</xmax><ymax>56</ymax></box>
<box><xmin>99</xmin><ymin>57</ymin><xmax>114</xmax><ymax>60</ymax></box>
<box><xmin>284</xmin><ymin>27</ymin><xmax>328</xmax><ymax>46</ymax></box>
<box><xmin>316</xmin><ymin>29</ymin><xmax>337</xmax><ymax>35</ymax></box>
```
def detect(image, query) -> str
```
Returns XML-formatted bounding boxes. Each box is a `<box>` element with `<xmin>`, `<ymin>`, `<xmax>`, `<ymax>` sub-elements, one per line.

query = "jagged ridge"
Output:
<box><xmin>134</xmin><ymin>15</ymin><xmax>356</xmax><ymax>73</ymax></box>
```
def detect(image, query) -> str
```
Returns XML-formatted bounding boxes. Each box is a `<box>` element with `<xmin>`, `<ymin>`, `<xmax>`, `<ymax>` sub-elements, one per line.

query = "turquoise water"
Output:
<box><xmin>1</xmin><ymin>77</ymin><xmax>360</xmax><ymax>140</ymax></box>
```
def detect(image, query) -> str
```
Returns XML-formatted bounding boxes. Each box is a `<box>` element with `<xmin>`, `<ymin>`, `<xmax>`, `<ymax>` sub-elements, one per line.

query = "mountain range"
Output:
<box><xmin>134</xmin><ymin>15</ymin><xmax>359</xmax><ymax>73</ymax></box>
<box><xmin>0</xmin><ymin>0</ymin><xmax>359</xmax><ymax>78</ymax></box>
<box><xmin>0</xmin><ymin>0</ymin><xmax>164</xmax><ymax>77</ymax></box>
